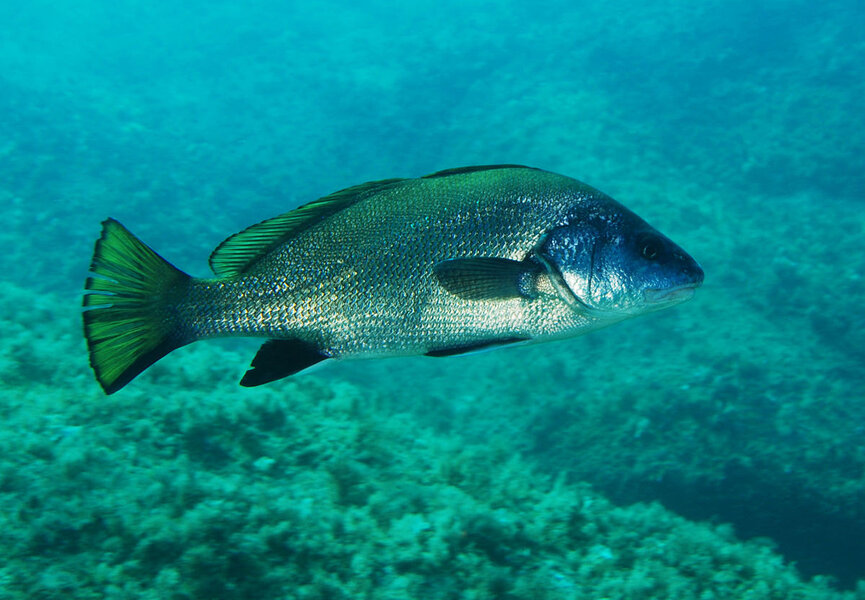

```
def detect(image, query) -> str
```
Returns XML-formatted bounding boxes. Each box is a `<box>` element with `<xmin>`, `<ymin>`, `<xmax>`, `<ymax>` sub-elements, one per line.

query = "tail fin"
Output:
<box><xmin>83</xmin><ymin>219</ymin><xmax>192</xmax><ymax>394</ymax></box>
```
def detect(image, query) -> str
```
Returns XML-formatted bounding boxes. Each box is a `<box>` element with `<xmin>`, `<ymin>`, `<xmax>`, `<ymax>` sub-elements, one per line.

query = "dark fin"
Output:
<box><xmin>209</xmin><ymin>177</ymin><xmax>406</xmax><ymax>277</ymax></box>
<box><xmin>421</xmin><ymin>165</ymin><xmax>540</xmax><ymax>179</ymax></box>
<box><xmin>83</xmin><ymin>219</ymin><xmax>191</xmax><ymax>394</ymax></box>
<box><xmin>433</xmin><ymin>257</ymin><xmax>540</xmax><ymax>300</ymax></box>
<box><xmin>240</xmin><ymin>339</ymin><xmax>329</xmax><ymax>387</ymax></box>
<box><xmin>426</xmin><ymin>337</ymin><xmax>530</xmax><ymax>357</ymax></box>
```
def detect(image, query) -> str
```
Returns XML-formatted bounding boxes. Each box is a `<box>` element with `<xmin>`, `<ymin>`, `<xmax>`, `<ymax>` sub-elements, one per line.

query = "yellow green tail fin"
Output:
<box><xmin>83</xmin><ymin>219</ymin><xmax>191</xmax><ymax>394</ymax></box>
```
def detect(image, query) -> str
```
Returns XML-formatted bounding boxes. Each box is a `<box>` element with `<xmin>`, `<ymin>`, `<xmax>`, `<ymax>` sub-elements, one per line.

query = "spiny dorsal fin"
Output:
<box><xmin>209</xmin><ymin>177</ymin><xmax>405</xmax><ymax>277</ymax></box>
<box><xmin>421</xmin><ymin>164</ymin><xmax>538</xmax><ymax>179</ymax></box>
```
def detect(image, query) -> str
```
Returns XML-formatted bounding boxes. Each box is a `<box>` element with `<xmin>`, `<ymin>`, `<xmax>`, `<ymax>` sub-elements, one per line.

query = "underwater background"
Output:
<box><xmin>1</xmin><ymin>0</ymin><xmax>863</xmax><ymax>598</ymax></box>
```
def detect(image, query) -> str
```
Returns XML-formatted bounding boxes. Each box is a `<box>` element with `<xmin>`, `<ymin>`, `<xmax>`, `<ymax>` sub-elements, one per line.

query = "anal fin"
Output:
<box><xmin>240</xmin><ymin>339</ymin><xmax>328</xmax><ymax>387</ymax></box>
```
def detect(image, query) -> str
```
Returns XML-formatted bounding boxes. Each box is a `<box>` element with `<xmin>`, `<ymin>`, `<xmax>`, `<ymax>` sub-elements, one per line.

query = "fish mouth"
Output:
<box><xmin>644</xmin><ymin>283</ymin><xmax>699</xmax><ymax>304</ymax></box>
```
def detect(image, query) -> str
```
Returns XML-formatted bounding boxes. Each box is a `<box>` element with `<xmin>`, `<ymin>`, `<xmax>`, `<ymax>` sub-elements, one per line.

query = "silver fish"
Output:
<box><xmin>83</xmin><ymin>165</ymin><xmax>703</xmax><ymax>393</ymax></box>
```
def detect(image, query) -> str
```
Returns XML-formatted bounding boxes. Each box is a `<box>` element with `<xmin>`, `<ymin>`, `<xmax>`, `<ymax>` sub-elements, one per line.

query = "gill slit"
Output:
<box><xmin>587</xmin><ymin>242</ymin><xmax>599</xmax><ymax>303</ymax></box>
<box><xmin>532</xmin><ymin>250</ymin><xmax>584</xmax><ymax>310</ymax></box>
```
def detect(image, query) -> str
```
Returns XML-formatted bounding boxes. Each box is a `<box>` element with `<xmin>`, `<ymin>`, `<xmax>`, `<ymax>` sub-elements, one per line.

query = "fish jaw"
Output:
<box><xmin>643</xmin><ymin>282</ymin><xmax>700</xmax><ymax>306</ymax></box>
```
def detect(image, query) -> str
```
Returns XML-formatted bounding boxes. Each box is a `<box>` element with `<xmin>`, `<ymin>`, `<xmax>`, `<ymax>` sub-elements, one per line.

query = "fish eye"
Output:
<box><xmin>639</xmin><ymin>237</ymin><xmax>662</xmax><ymax>260</ymax></box>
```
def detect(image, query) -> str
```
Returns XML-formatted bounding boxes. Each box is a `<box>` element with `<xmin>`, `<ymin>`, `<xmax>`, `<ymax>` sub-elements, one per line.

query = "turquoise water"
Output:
<box><xmin>2</xmin><ymin>0</ymin><xmax>864</xmax><ymax>597</ymax></box>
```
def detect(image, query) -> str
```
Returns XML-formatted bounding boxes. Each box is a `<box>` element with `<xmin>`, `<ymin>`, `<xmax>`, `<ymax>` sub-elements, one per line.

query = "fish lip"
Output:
<box><xmin>644</xmin><ymin>283</ymin><xmax>699</xmax><ymax>304</ymax></box>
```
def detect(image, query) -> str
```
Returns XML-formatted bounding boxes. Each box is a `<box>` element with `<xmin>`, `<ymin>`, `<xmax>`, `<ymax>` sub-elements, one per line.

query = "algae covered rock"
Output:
<box><xmin>0</xmin><ymin>295</ymin><xmax>854</xmax><ymax>599</ymax></box>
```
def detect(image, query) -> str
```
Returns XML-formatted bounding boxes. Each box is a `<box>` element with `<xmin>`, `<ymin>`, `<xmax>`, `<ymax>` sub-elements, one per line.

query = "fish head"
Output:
<box><xmin>539</xmin><ymin>201</ymin><xmax>703</xmax><ymax>317</ymax></box>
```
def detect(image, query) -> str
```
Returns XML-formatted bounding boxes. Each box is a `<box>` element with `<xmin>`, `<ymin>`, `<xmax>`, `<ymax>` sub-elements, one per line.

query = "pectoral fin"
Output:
<box><xmin>240</xmin><ymin>339</ymin><xmax>329</xmax><ymax>386</ymax></box>
<box><xmin>433</xmin><ymin>257</ymin><xmax>540</xmax><ymax>301</ymax></box>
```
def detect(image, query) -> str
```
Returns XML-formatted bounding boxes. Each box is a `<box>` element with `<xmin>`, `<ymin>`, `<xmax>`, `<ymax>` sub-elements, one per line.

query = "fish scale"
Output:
<box><xmin>188</xmin><ymin>172</ymin><xmax>569</xmax><ymax>353</ymax></box>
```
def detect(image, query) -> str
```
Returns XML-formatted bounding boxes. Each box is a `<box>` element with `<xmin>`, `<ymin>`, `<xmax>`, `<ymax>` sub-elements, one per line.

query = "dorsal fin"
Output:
<box><xmin>421</xmin><ymin>164</ymin><xmax>538</xmax><ymax>179</ymax></box>
<box><xmin>209</xmin><ymin>177</ymin><xmax>405</xmax><ymax>277</ymax></box>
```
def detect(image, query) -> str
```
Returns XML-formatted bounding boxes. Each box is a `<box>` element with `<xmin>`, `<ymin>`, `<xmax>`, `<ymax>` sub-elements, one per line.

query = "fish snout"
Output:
<box><xmin>682</xmin><ymin>261</ymin><xmax>704</xmax><ymax>287</ymax></box>
<box><xmin>643</xmin><ymin>259</ymin><xmax>703</xmax><ymax>305</ymax></box>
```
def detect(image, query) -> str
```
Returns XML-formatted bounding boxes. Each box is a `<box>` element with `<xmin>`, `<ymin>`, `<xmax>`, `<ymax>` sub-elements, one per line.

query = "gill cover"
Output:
<box><xmin>537</xmin><ymin>220</ymin><xmax>602</xmax><ymax>312</ymax></box>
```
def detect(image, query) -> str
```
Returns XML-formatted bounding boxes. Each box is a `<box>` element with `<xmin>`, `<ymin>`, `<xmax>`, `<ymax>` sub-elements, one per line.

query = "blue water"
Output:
<box><xmin>1</xmin><ymin>0</ymin><xmax>863</xmax><ymax>597</ymax></box>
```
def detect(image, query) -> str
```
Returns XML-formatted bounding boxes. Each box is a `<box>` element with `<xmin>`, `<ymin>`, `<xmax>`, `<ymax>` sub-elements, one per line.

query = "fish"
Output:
<box><xmin>83</xmin><ymin>165</ymin><xmax>703</xmax><ymax>394</ymax></box>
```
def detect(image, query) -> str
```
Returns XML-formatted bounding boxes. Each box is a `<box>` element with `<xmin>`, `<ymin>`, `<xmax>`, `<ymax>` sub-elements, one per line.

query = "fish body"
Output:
<box><xmin>84</xmin><ymin>165</ymin><xmax>703</xmax><ymax>393</ymax></box>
